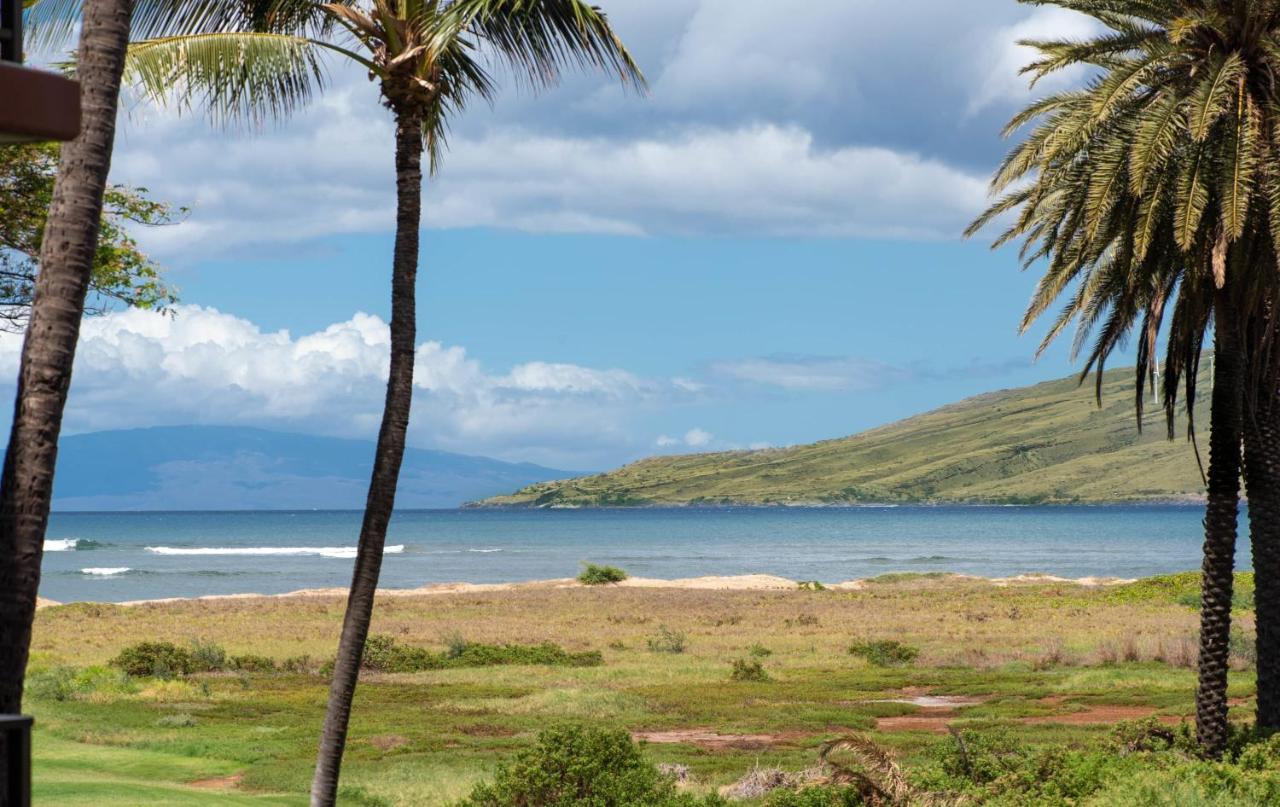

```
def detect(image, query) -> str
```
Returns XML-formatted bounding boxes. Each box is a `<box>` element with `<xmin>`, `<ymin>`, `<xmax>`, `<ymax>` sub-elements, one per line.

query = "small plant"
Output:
<box><xmin>796</xmin><ymin>580</ymin><xmax>826</xmax><ymax>591</ymax></box>
<box><xmin>281</xmin><ymin>655</ymin><xmax>315</xmax><ymax>674</ymax></box>
<box><xmin>110</xmin><ymin>641</ymin><xmax>195</xmax><ymax>678</ymax></box>
<box><xmin>647</xmin><ymin>625</ymin><xmax>687</xmax><ymax>654</ymax></box>
<box><xmin>229</xmin><ymin>654</ymin><xmax>276</xmax><ymax>672</ymax></box>
<box><xmin>155</xmin><ymin>713</ymin><xmax>198</xmax><ymax>728</ymax></box>
<box><xmin>353</xmin><ymin>634</ymin><xmax>603</xmax><ymax>673</ymax></box>
<box><xmin>730</xmin><ymin>658</ymin><xmax>770</xmax><ymax>682</ymax></box>
<box><xmin>443</xmin><ymin>630</ymin><xmax>469</xmax><ymax>659</ymax></box>
<box><xmin>749</xmin><ymin>643</ymin><xmax>773</xmax><ymax>658</ymax></box>
<box><xmin>579</xmin><ymin>563</ymin><xmax>628</xmax><ymax>585</ymax></box>
<box><xmin>848</xmin><ymin>639</ymin><xmax>919</xmax><ymax>667</ymax></box>
<box><xmin>188</xmin><ymin>639</ymin><xmax>227</xmax><ymax>672</ymax></box>
<box><xmin>457</xmin><ymin>725</ymin><xmax>721</xmax><ymax>806</ymax></box>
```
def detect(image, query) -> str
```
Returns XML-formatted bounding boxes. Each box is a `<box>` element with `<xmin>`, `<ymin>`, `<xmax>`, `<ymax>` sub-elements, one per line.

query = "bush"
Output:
<box><xmin>847</xmin><ymin>639</ymin><xmax>919</xmax><ymax>667</ymax></box>
<box><xmin>749</xmin><ymin>643</ymin><xmax>773</xmax><ymax>658</ymax></box>
<box><xmin>357</xmin><ymin>635</ymin><xmax>603</xmax><ymax>673</ymax></box>
<box><xmin>25</xmin><ymin>667</ymin><xmax>77</xmax><ymax>701</ymax></box>
<box><xmin>647</xmin><ymin>625</ymin><xmax>687</xmax><ymax>654</ymax></box>
<box><xmin>730</xmin><ymin>658</ymin><xmax>770</xmax><ymax>682</ymax></box>
<box><xmin>456</xmin><ymin>725</ymin><xmax>724</xmax><ymax>806</ymax></box>
<box><xmin>229</xmin><ymin>654</ymin><xmax>277</xmax><ymax>672</ymax></box>
<box><xmin>579</xmin><ymin>563</ymin><xmax>629</xmax><ymax>585</ymax></box>
<box><xmin>796</xmin><ymin>581</ymin><xmax>826</xmax><ymax>592</ymax></box>
<box><xmin>766</xmin><ymin>786</ymin><xmax>864</xmax><ymax>807</ymax></box>
<box><xmin>188</xmin><ymin>639</ymin><xmax>227</xmax><ymax>672</ymax></box>
<box><xmin>110</xmin><ymin>642</ymin><xmax>195</xmax><ymax>678</ymax></box>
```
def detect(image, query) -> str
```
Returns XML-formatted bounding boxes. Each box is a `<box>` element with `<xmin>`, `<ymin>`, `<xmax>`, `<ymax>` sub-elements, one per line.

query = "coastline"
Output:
<box><xmin>35</xmin><ymin>570</ymin><xmax>1140</xmax><ymax>609</ymax></box>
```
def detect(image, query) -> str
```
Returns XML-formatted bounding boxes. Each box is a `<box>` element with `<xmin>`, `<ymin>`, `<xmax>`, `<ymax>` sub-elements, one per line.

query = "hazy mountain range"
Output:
<box><xmin>51</xmin><ymin>426</ymin><xmax>574</xmax><ymax>510</ymax></box>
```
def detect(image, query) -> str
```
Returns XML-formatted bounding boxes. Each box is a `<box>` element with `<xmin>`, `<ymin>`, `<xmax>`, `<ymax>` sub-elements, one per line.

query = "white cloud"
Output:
<box><xmin>967</xmin><ymin>8</ymin><xmax>1100</xmax><ymax>116</ymax></box>
<box><xmin>656</xmin><ymin>435</ymin><xmax>681</xmax><ymax>447</ymax></box>
<box><xmin>710</xmin><ymin>355</ymin><xmax>904</xmax><ymax>391</ymax></box>
<box><xmin>684</xmin><ymin>428</ymin><xmax>712</xmax><ymax>447</ymax></box>
<box><xmin>0</xmin><ymin>306</ymin><xmax>692</xmax><ymax>469</ymax></box>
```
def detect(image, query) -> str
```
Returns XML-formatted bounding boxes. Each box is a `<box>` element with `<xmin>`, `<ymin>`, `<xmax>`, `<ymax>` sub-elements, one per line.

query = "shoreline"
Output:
<box><xmin>35</xmin><ymin>571</ymin><xmax>1141</xmax><ymax>609</ymax></box>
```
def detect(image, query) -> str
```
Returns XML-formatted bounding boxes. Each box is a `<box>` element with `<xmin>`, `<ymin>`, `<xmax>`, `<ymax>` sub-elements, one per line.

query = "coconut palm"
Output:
<box><xmin>968</xmin><ymin>0</ymin><xmax>1280</xmax><ymax>756</ymax></box>
<box><xmin>0</xmin><ymin>0</ymin><xmax>336</xmax><ymax>723</ymax></box>
<box><xmin>104</xmin><ymin>3</ymin><xmax>643</xmax><ymax>801</ymax></box>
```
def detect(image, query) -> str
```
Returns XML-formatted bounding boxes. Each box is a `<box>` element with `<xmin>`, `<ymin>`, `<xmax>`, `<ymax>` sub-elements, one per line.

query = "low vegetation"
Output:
<box><xmin>22</xmin><ymin>574</ymin><xmax>1267</xmax><ymax>804</ymax></box>
<box><xmin>578</xmin><ymin>563</ymin><xmax>629</xmax><ymax>585</ymax></box>
<box><xmin>848</xmin><ymin>640</ymin><xmax>919</xmax><ymax>668</ymax></box>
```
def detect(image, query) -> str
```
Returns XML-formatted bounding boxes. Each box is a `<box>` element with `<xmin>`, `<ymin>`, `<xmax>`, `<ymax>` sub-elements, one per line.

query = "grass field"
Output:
<box><xmin>25</xmin><ymin>573</ymin><xmax>1265</xmax><ymax>805</ymax></box>
<box><xmin>480</xmin><ymin>365</ymin><xmax>1210</xmax><ymax>507</ymax></box>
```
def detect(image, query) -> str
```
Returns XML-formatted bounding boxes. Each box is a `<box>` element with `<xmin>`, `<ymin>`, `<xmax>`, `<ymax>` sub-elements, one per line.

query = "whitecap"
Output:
<box><xmin>81</xmin><ymin>567</ymin><xmax>130</xmax><ymax>576</ymax></box>
<box><xmin>468</xmin><ymin>548</ymin><xmax>503</xmax><ymax>553</ymax></box>
<box><xmin>45</xmin><ymin>539</ymin><xmax>80</xmax><ymax>552</ymax></box>
<box><xmin>144</xmin><ymin>545</ymin><xmax>405</xmax><ymax>559</ymax></box>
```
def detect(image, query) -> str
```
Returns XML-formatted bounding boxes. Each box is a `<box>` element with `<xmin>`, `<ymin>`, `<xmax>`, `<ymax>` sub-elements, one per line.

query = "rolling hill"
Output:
<box><xmin>52</xmin><ymin>426</ymin><xmax>575</xmax><ymax>510</ymax></box>
<box><xmin>478</xmin><ymin>365</ymin><xmax>1210</xmax><ymax>507</ymax></box>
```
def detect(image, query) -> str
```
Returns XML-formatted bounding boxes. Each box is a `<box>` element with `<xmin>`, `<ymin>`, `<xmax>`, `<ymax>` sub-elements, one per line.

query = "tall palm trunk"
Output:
<box><xmin>0</xmin><ymin>0</ymin><xmax>132</xmax><ymax>714</ymax></box>
<box><xmin>1197</xmin><ymin>292</ymin><xmax>1245</xmax><ymax>758</ymax></box>
<box><xmin>310</xmin><ymin>106</ymin><xmax>423</xmax><ymax>807</ymax></box>
<box><xmin>1243</xmin><ymin>330</ymin><xmax>1280</xmax><ymax>732</ymax></box>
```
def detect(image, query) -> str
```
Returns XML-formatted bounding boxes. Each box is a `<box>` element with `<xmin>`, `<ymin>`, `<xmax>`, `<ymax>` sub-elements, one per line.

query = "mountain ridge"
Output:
<box><xmin>477</xmin><ymin>365</ymin><xmax>1208</xmax><ymax>507</ymax></box>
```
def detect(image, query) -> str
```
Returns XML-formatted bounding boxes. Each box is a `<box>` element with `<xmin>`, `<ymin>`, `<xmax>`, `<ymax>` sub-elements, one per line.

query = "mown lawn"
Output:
<box><xmin>25</xmin><ymin>573</ymin><xmax>1260</xmax><ymax>805</ymax></box>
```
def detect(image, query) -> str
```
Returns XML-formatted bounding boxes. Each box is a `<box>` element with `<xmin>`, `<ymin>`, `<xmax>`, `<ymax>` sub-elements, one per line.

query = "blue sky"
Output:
<box><xmin>7</xmin><ymin>1</ymin><xmax>1114</xmax><ymax>470</ymax></box>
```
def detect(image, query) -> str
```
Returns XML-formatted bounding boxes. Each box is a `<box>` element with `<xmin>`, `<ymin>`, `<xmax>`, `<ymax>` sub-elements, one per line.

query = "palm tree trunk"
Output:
<box><xmin>310</xmin><ymin>107</ymin><xmax>423</xmax><ymax>807</ymax></box>
<box><xmin>1243</xmin><ymin>332</ymin><xmax>1280</xmax><ymax>732</ymax></box>
<box><xmin>1197</xmin><ymin>292</ymin><xmax>1245</xmax><ymax>758</ymax></box>
<box><xmin>0</xmin><ymin>0</ymin><xmax>132</xmax><ymax>715</ymax></box>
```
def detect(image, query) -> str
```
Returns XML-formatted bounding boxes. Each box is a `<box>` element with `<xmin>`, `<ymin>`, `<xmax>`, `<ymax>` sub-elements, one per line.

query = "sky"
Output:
<box><xmin>5</xmin><ymin>1</ymin><xmax>1114</xmax><ymax>471</ymax></box>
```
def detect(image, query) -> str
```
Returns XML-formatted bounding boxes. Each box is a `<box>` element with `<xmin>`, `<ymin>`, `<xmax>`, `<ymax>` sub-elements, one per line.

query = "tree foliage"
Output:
<box><xmin>0</xmin><ymin>143</ymin><xmax>179</xmax><ymax>331</ymax></box>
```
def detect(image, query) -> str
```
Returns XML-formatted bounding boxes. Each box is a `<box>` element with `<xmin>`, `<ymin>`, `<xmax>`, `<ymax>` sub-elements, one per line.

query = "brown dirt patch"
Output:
<box><xmin>457</xmin><ymin>723</ymin><xmax>519</xmax><ymax>737</ymax></box>
<box><xmin>875</xmin><ymin>712</ymin><xmax>964</xmax><ymax>733</ymax></box>
<box><xmin>633</xmin><ymin>729</ymin><xmax>784</xmax><ymax>750</ymax></box>
<box><xmin>189</xmin><ymin>773</ymin><xmax>243</xmax><ymax>790</ymax></box>
<box><xmin>367</xmin><ymin>734</ymin><xmax>410</xmax><ymax>751</ymax></box>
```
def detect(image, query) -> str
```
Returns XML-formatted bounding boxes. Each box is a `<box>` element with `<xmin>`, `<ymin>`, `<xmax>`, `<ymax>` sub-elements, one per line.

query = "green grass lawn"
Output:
<box><xmin>24</xmin><ymin>574</ymin><xmax>1262</xmax><ymax>805</ymax></box>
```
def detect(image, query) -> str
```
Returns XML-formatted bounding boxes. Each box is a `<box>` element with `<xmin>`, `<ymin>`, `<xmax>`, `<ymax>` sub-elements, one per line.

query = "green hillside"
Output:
<box><xmin>479</xmin><ymin>365</ymin><xmax>1212</xmax><ymax>507</ymax></box>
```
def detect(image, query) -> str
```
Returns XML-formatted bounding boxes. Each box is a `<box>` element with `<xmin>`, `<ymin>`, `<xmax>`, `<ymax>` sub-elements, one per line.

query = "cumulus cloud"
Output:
<box><xmin>0</xmin><ymin>306</ymin><xmax>691</xmax><ymax>469</ymax></box>
<box><xmin>97</xmin><ymin>0</ymin><xmax>1078</xmax><ymax>256</ymax></box>
<box><xmin>967</xmin><ymin>7</ymin><xmax>1100</xmax><ymax>116</ymax></box>
<box><xmin>655</xmin><ymin>428</ymin><xmax>714</xmax><ymax>449</ymax></box>
<box><xmin>710</xmin><ymin>355</ymin><xmax>906</xmax><ymax>391</ymax></box>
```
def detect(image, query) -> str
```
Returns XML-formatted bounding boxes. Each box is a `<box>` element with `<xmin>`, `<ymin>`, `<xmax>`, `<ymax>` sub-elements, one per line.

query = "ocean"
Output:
<box><xmin>39</xmin><ymin>505</ymin><xmax>1239</xmax><ymax>603</ymax></box>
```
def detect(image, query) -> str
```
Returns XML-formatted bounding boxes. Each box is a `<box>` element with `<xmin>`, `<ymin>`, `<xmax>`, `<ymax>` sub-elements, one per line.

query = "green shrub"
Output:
<box><xmin>456</xmin><ymin>725</ymin><xmax>724</xmax><ymax>807</ymax></box>
<box><xmin>766</xmin><ymin>786</ymin><xmax>864</xmax><ymax>807</ymax></box>
<box><xmin>796</xmin><ymin>581</ymin><xmax>826</xmax><ymax>591</ymax></box>
<box><xmin>281</xmin><ymin>655</ymin><xmax>316</xmax><ymax>674</ymax></box>
<box><xmin>847</xmin><ymin>639</ymin><xmax>919</xmax><ymax>667</ymax></box>
<box><xmin>748</xmin><ymin>643</ymin><xmax>773</xmax><ymax>658</ymax></box>
<box><xmin>110</xmin><ymin>642</ymin><xmax>195</xmax><ymax>678</ymax></box>
<box><xmin>27</xmin><ymin>665</ymin><xmax>137</xmax><ymax>702</ymax></box>
<box><xmin>647</xmin><ymin>625</ymin><xmax>687</xmax><ymax>654</ymax></box>
<box><xmin>155</xmin><ymin>713</ymin><xmax>198</xmax><ymax>728</ymax></box>
<box><xmin>229</xmin><ymin>654</ymin><xmax>277</xmax><ymax>672</ymax></box>
<box><xmin>356</xmin><ymin>635</ymin><xmax>603</xmax><ymax>673</ymax></box>
<box><xmin>729</xmin><ymin>658</ymin><xmax>770</xmax><ymax>682</ymax></box>
<box><xmin>188</xmin><ymin>639</ymin><xmax>227</xmax><ymax>672</ymax></box>
<box><xmin>579</xmin><ymin>563</ymin><xmax>629</xmax><ymax>585</ymax></box>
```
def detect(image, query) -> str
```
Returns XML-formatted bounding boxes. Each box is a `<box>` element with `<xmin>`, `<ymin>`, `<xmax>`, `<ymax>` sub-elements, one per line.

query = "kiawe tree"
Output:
<box><xmin>969</xmin><ymin>0</ymin><xmax>1280</xmax><ymax>756</ymax></box>
<box><xmin>0</xmin><ymin>142</ymin><xmax>179</xmax><ymax>332</ymax></box>
<box><xmin>109</xmin><ymin>2</ymin><xmax>644</xmax><ymax>802</ymax></box>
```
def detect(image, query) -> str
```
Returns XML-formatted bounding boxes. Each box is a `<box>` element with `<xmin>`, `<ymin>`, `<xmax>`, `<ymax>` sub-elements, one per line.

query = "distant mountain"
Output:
<box><xmin>52</xmin><ymin>426</ymin><xmax>576</xmax><ymax>510</ymax></box>
<box><xmin>479</xmin><ymin>365</ymin><xmax>1208</xmax><ymax>507</ymax></box>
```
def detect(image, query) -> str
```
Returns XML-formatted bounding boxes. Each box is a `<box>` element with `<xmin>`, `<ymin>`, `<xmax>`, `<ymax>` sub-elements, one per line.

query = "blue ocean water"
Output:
<box><xmin>39</xmin><ymin>505</ymin><xmax>1242</xmax><ymax>603</ymax></box>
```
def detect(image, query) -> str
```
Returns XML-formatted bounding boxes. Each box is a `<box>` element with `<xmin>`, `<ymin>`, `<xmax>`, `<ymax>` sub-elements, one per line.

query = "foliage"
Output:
<box><xmin>357</xmin><ymin>634</ymin><xmax>602</xmax><ymax>673</ymax></box>
<box><xmin>579</xmin><ymin>563</ymin><xmax>628</xmax><ymax>585</ymax></box>
<box><xmin>748</xmin><ymin>643</ymin><xmax>773</xmax><ymax>658</ymax></box>
<box><xmin>765</xmin><ymin>786</ymin><xmax>864</xmax><ymax>807</ymax></box>
<box><xmin>729</xmin><ymin>658</ymin><xmax>770</xmax><ymax>682</ymax></box>
<box><xmin>188</xmin><ymin>639</ymin><xmax>228</xmax><ymax>672</ymax></box>
<box><xmin>228</xmin><ymin>654</ymin><xmax>277</xmax><ymax>672</ymax></box>
<box><xmin>646</xmin><ymin>625</ymin><xmax>687</xmax><ymax>654</ymax></box>
<box><xmin>110</xmin><ymin>641</ymin><xmax>196</xmax><ymax>678</ymax></box>
<box><xmin>797</xmin><ymin>581</ymin><xmax>827</xmax><ymax>591</ymax></box>
<box><xmin>848</xmin><ymin>640</ymin><xmax>919</xmax><ymax>667</ymax></box>
<box><xmin>0</xmin><ymin>143</ymin><xmax>180</xmax><ymax>331</ymax></box>
<box><xmin>456</xmin><ymin>725</ymin><xmax>723</xmax><ymax>807</ymax></box>
<box><xmin>25</xmin><ymin>664</ymin><xmax>136</xmax><ymax>702</ymax></box>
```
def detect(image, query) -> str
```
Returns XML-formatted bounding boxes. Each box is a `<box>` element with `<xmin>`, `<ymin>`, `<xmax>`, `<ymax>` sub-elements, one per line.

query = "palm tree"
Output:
<box><xmin>0</xmin><ymin>0</ymin><xmax>333</xmax><ymax>721</ymax></box>
<box><xmin>0</xmin><ymin>0</ymin><xmax>136</xmax><ymax>720</ymax></box>
<box><xmin>109</xmin><ymin>3</ymin><xmax>643</xmax><ymax>801</ymax></box>
<box><xmin>968</xmin><ymin>0</ymin><xmax>1280</xmax><ymax>756</ymax></box>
